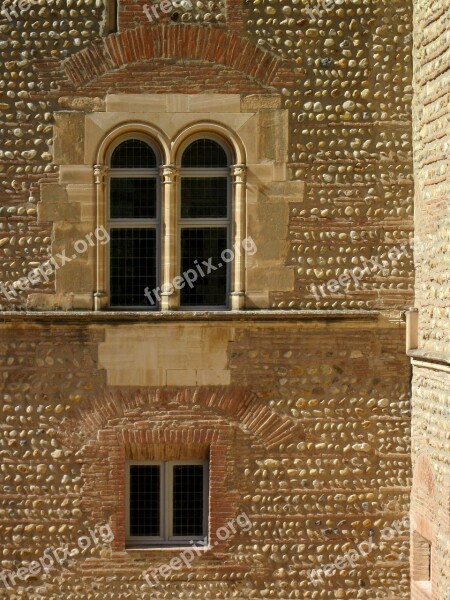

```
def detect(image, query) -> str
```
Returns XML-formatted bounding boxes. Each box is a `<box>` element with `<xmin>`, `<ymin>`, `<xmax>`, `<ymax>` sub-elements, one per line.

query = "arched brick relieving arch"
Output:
<box><xmin>60</xmin><ymin>387</ymin><xmax>304</xmax><ymax>451</ymax></box>
<box><xmin>62</xmin><ymin>24</ymin><xmax>295</xmax><ymax>90</ymax></box>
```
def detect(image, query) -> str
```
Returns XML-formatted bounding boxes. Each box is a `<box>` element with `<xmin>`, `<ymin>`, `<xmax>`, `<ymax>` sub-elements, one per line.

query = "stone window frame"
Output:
<box><xmin>105</xmin><ymin>133</ymin><xmax>163</xmax><ymax>310</ymax></box>
<box><xmin>95</xmin><ymin>121</ymin><xmax>247</xmax><ymax>311</ymax></box>
<box><xmin>42</xmin><ymin>94</ymin><xmax>298</xmax><ymax>311</ymax></box>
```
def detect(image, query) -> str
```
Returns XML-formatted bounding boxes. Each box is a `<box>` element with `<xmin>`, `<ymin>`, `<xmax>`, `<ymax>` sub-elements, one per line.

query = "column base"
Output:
<box><xmin>160</xmin><ymin>291</ymin><xmax>179</xmax><ymax>311</ymax></box>
<box><xmin>230</xmin><ymin>292</ymin><xmax>245</xmax><ymax>311</ymax></box>
<box><xmin>94</xmin><ymin>291</ymin><xmax>108</xmax><ymax>311</ymax></box>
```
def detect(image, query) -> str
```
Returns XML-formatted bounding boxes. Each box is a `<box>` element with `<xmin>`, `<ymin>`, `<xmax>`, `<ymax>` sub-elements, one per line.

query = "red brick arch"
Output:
<box><xmin>62</xmin><ymin>24</ymin><xmax>294</xmax><ymax>90</ymax></box>
<box><xmin>58</xmin><ymin>387</ymin><xmax>303</xmax><ymax>451</ymax></box>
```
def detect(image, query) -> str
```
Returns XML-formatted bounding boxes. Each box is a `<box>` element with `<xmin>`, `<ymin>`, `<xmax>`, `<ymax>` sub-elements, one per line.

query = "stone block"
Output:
<box><xmin>54</xmin><ymin>113</ymin><xmax>85</xmax><ymax>165</ymax></box>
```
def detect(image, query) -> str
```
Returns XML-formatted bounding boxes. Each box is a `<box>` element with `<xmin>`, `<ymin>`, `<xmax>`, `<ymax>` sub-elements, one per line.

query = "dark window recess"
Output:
<box><xmin>180</xmin><ymin>228</ymin><xmax>228</xmax><ymax>307</ymax></box>
<box><xmin>181</xmin><ymin>139</ymin><xmax>228</xmax><ymax>168</ymax></box>
<box><xmin>172</xmin><ymin>465</ymin><xmax>204</xmax><ymax>537</ymax></box>
<box><xmin>110</xmin><ymin>178</ymin><xmax>157</xmax><ymax>219</ymax></box>
<box><xmin>103</xmin><ymin>0</ymin><xmax>118</xmax><ymax>35</ymax></box>
<box><xmin>110</xmin><ymin>228</ymin><xmax>157</xmax><ymax>307</ymax></box>
<box><xmin>181</xmin><ymin>177</ymin><xmax>228</xmax><ymax>219</ymax></box>
<box><xmin>129</xmin><ymin>465</ymin><xmax>160</xmax><ymax>537</ymax></box>
<box><xmin>110</xmin><ymin>139</ymin><xmax>157</xmax><ymax>169</ymax></box>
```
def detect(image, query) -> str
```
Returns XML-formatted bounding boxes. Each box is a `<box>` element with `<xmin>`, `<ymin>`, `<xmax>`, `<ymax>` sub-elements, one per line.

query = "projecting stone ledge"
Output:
<box><xmin>0</xmin><ymin>309</ymin><xmax>381</xmax><ymax>324</ymax></box>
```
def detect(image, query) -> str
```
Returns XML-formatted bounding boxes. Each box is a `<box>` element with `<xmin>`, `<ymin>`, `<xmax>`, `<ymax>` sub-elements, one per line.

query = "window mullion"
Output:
<box><xmin>94</xmin><ymin>164</ymin><xmax>107</xmax><ymax>311</ymax></box>
<box><xmin>108</xmin><ymin>221</ymin><xmax>159</xmax><ymax>227</ymax></box>
<box><xmin>180</xmin><ymin>220</ymin><xmax>229</xmax><ymax>227</ymax></box>
<box><xmin>181</xmin><ymin>169</ymin><xmax>229</xmax><ymax>177</ymax></box>
<box><xmin>109</xmin><ymin>170</ymin><xmax>158</xmax><ymax>177</ymax></box>
<box><xmin>160</xmin><ymin>165</ymin><xmax>179</xmax><ymax>311</ymax></box>
<box><xmin>230</xmin><ymin>164</ymin><xmax>247</xmax><ymax>310</ymax></box>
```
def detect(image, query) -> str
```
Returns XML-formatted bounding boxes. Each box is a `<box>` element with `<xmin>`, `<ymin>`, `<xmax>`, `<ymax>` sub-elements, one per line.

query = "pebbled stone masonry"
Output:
<box><xmin>410</xmin><ymin>0</ymin><xmax>450</xmax><ymax>598</ymax></box>
<box><xmin>0</xmin><ymin>315</ymin><xmax>411</xmax><ymax>599</ymax></box>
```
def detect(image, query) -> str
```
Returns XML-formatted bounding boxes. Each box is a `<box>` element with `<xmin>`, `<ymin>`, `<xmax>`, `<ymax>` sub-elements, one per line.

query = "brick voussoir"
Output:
<box><xmin>253</xmin><ymin>53</ymin><xmax>273</xmax><ymax>84</ymax></box>
<box><xmin>213</xmin><ymin>30</ymin><xmax>228</xmax><ymax>65</ymax></box>
<box><xmin>133</xmin><ymin>27</ymin><xmax>145</xmax><ymax>61</ymax></box>
<box><xmin>62</xmin><ymin>24</ymin><xmax>290</xmax><ymax>91</ymax></box>
<box><xmin>235</xmin><ymin>39</ymin><xmax>253</xmax><ymax>73</ymax></box>
<box><xmin>203</xmin><ymin>29</ymin><xmax>217</xmax><ymax>63</ymax></box>
<box><xmin>92</xmin><ymin>42</ymin><xmax>114</xmax><ymax>74</ymax></box>
<box><xmin>195</xmin><ymin>26</ymin><xmax>209</xmax><ymax>61</ymax></box>
<box><xmin>70</xmin><ymin>52</ymin><xmax>91</xmax><ymax>85</ymax></box>
<box><xmin>105</xmin><ymin>34</ymin><xmax>125</xmax><ymax>69</ymax></box>
<box><xmin>225</xmin><ymin>35</ymin><xmax>241</xmax><ymax>70</ymax></box>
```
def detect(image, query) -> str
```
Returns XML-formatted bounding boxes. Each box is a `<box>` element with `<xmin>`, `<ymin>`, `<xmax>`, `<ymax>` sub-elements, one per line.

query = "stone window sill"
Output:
<box><xmin>125</xmin><ymin>545</ymin><xmax>211</xmax><ymax>551</ymax></box>
<box><xmin>0</xmin><ymin>309</ymin><xmax>380</xmax><ymax>324</ymax></box>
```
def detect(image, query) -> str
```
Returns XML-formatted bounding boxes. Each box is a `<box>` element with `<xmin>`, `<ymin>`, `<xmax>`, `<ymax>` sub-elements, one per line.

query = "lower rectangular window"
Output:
<box><xmin>126</xmin><ymin>460</ymin><xmax>209</xmax><ymax>547</ymax></box>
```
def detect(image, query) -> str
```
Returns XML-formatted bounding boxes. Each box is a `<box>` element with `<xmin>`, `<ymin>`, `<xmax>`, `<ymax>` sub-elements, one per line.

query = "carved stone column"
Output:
<box><xmin>230</xmin><ymin>164</ymin><xmax>247</xmax><ymax>310</ymax></box>
<box><xmin>160</xmin><ymin>164</ymin><xmax>179</xmax><ymax>311</ymax></box>
<box><xmin>93</xmin><ymin>164</ymin><xmax>108</xmax><ymax>311</ymax></box>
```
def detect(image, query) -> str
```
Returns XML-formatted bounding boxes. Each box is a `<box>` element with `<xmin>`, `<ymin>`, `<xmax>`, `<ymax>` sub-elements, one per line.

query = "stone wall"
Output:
<box><xmin>0</xmin><ymin>314</ymin><xmax>411</xmax><ymax>599</ymax></box>
<box><xmin>413</xmin><ymin>0</ymin><xmax>450</xmax><ymax>355</ymax></box>
<box><xmin>0</xmin><ymin>1</ymin><xmax>419</xmax><ymax>599</ymax></box>
<box><xmin>0</xmin><ymin>0</ymin><xmax>414</xmax><ymax>312</ymax></box>
<box><xmin>411</xmin><ymin>0</ymin><xmax>450</xmax><ymax>598</ymax></box>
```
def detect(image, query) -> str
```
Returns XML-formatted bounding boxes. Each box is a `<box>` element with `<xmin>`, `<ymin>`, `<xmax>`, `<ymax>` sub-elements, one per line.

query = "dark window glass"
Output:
<box><xmin>110</xmin><ymin>178</ymin><xmax>157</xmax><ymax>219</ymax></box>
<box><xmin>181</xmin><ymin>139</ymin><xmax>228</xmax><ymax>168</ymax></box>
<box><xmin>181</xmin><ymin>177</ymin><xmax>228</xmax><ymax>219</ymax></box>
<box><xmin>110</xmin><ymin>228</ymin><xmax>157</xmax><ymax>307</ymax></box>
<box><xmin>111</xmin><ymin>139</ymin><xmax>157</xmax><ymax>169</ymax></box>
<box><xmin>172</xmin><ymin>465</ymin><xmax>204</xmax><ymax>537</ymax></box>
<box><xmin>180</xmin><ymin>228</ymin><xmax>228</xmax><ymax>307</ymax></box>
<box><xmin>129</xmin><ymin>465</ymin><xmax>160</xmax><ymax>537</ymax></box>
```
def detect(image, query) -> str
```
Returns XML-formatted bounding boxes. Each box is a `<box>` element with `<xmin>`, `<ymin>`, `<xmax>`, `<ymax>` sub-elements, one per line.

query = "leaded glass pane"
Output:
<box><xmin>180</xmin><ymin>228</ymin><xmax>228</xmax><ymax>307</ymax></box>
<box><xmin>110</xmin><ymin>228</ymin><xmax>157</xmax><ymax>307</ymax></box>
<box><xmin>129</xmin><ymin>465</ymin><xmax>160</xmax><ymax>537</ymax></box>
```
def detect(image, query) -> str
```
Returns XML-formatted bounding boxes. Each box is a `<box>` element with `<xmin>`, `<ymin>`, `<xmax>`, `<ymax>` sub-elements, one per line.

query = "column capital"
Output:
<box><xmin>160</xmin><ymin>164</ymin><xmax>179</xmax><ymax>184</ymax></box>
<box><xmin>93</xmin><ymin>164</ymin><xmax>106</xmax><ymax>185</ymax></box>
<box><xmin>231</xmin><ymin>164</ymin><xmax>247</xmax><ymax>183</ymax></box>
